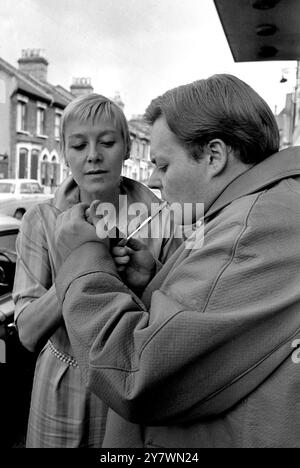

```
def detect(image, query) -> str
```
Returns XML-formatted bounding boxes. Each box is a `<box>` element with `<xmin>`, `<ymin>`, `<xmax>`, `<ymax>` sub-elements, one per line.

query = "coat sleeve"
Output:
<box><xmin>56</xmin><ymin>193</ymin><xmax>300</xmax><ymax>425</ymax></box>
<box><xmin>13</xmin><ymin>206</ymin><xmax>62</xmax><ymax>351</ymax></box>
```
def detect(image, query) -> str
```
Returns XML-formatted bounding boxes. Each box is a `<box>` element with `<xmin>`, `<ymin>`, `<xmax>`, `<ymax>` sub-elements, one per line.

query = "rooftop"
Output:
<box><xmin>0</xmin><ymin>55</ymin><xmax>73</xmax><ymax>107</ymax></box>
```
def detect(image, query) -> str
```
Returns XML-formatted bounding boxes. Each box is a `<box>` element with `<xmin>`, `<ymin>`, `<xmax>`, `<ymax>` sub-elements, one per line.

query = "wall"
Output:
<box><xmin>10</xmin><ymin>92</ymin><xmax>63</xmax><ymax>184</ymax></box>
<box><xmin>0</xmin><ymin>70</ymin><xmax>12</xmax><ymax>177</ymax></box>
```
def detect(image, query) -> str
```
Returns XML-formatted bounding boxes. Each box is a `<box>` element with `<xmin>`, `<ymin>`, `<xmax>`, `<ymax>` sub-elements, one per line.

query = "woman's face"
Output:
<box><xmin>65</xmin><ymin>115</ymin><xmax>125</xmax><ymax>201</ymax></box>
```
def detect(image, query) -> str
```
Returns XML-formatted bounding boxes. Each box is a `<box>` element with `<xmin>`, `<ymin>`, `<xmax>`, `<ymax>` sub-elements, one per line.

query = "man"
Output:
<box><xmin>55</xmin><ymin>75</ymin><xmax>300</xmax><ymax>447</ymax></box>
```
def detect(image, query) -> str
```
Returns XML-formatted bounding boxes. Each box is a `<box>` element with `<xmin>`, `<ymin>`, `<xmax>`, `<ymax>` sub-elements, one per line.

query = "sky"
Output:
<box><xmin>0</xmin><ymin>0</ymin><xmax>297</xmax><ymax>118</ymax></box>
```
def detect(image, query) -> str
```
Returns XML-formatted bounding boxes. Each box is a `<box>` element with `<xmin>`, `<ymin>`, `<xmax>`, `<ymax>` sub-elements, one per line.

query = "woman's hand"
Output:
<box><xmin>85</xmin><ymin>199</ymin><xmax>102</xmax><ymax>226</ymax></box>
<box><xmin>55</xmin><ymin>203</ymin><xmax>106</xmax><ymax>262</ymax></box>
<box><xmin>85</xmin><ymin>199</ymin><xmax>118</xmax><ymax>240</ymax></box>
<box><xmin>112</xmin><ymin>237</ymin><xmax>157</xmax><ymax>293</ymax></box>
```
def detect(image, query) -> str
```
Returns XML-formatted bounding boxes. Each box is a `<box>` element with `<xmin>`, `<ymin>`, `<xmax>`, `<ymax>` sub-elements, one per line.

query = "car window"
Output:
<box><xmin>0</xmin><ymin>183</ymin><xmax>15</xmax><ymax>194</ymax></box>
<box><xmin>20</xmin><ymin>183</ymin><xmax>32</xmax><ymax>194</ymax></box>
<box><xmin>30</xmin><ymin>182</ymin><xmax>43</xmax><ymax>194</ymax></box>
<box><xmin>0</xmin><ymin>230</ymin><xmax>18</xmax><ymax>253</ymax></box>
<box><xmin>0</xmin><ymin>229</ymin><xmax>18</xmax><ymax>296</ymax></box>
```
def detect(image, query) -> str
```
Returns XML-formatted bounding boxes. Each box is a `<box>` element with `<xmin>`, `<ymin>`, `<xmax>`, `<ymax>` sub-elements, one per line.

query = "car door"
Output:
<box><xmin>0</xmin><ymin>229</ymin><xmax>18</xmax><ymax>363</ymax></box>
<box><xmin>0</xmin><ymin>225</ymin><xmax>36</xmax><ymax>447</ymax></box>
<box><xmin>0</xmin><ymin>225</ymin><xmax>19</xmax><ymax>364</ymax></box>
<box><xmin>30</xmin><ymin>181</ymin><xmax>46</xmax><ymax>203</ymax></box>
<box><xmin>19</xmin><ymin>181</ymin><xmax>32</xmax><ymax>200</ymax></box>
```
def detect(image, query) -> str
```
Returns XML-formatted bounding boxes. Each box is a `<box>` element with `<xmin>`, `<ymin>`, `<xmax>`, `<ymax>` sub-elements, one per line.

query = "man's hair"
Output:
<box><xmin>60</xmin><ymin>93</ymin><xmax>131</xmax><ymax>161</ymax></box>
<box><xmin>145</xmin><ymin>74</ymin><xmax>280</xmax><ymax>164</ymax></box>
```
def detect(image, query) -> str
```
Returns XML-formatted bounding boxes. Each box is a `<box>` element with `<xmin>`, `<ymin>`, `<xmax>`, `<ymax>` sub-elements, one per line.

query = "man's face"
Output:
<box><xmin>148</xmin><ymin>116</ymin><xmax>210</xmax><ymax>220</ymax></box>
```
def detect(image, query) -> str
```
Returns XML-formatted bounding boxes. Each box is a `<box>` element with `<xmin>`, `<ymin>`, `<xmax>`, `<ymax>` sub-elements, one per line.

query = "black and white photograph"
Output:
<box><xmin>0</xmin><ymin>0</ymin><xmax>299</xmax><ymax>452</ymax></box>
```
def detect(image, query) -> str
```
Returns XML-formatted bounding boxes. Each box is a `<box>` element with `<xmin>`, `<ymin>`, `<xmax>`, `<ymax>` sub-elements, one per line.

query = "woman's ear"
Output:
<box><xmin>206</xmin><ymin>139</ymin><xmax>229</xmax><ymax>176</ymax></box>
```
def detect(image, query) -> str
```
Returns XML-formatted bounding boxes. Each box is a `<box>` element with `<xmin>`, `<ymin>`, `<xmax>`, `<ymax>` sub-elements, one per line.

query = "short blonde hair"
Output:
<box><xmin>60</xmin><ymin>93</ymin><xmax>131</xmax><ymax>161</ymax></box>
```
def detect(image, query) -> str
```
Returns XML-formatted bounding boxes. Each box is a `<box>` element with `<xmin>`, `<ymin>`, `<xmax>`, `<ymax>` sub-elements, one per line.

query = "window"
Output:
<box><xmin>141</xmin><ymin>142</ymin><xmax>145</xmax><ymax>160</ymax></box>
<box><xmin>37</xmin><ymin>107</ymin><xmax>46</xmax><ymax>135</ymax></box>
<box><xmin>30</xmin><ymin>149</ymin><xmax>39</xmax><ymax>180</ymax></box>
<box><xmin>136</xmin><ymin>141</ymin><xmax>142</xmax><ymax>159</ymax></box>
<box><xmin>54</xmin><ymin>112</ymin><xmax>61</xmax><ymax>139</ymax></box>
<box><xmin>0</xmin><ymin>230</ymin><xmax>18</xmax><ymax>296</ymax></box>
<box><xmin>50</xmin><ymin>156</ymin><xmax>60</xmax><ymax>187</ymax></box>
<box><xmin>17</xmin><ymin>101</ymin><xmax>28</xmax><ymax>132</ymax></box>
<box><xmin>146</xmin><ymin>145</ymin><xmax>150</xmax><ymax>161</ymax></box>
<box><xmin>20</xmin><ymin>182</ymin><xmax>32</xmax><ymax>194</ymax></box>
<box><xmin>131</xmin><ymin>140</ymin><xmax>138</xmax><ymax>158</ymax></box>
<box><xmin>30</xmin><ymin>182</ymin><xmax>43</xmax><ymax>194</ymax></box>
<box><xmin>139</xmin><ymin>142</ymin><xmax>144</xmax><ymax>159</ymax></box>
<box><xmin>0</xmin><ymin>230</ymin><xmax>18</xmax><ymax>255</ymax></box>
<box><xmin>142</xmin><ymin>142</ymin><xmax>150</xmax><ymax>160</ymax></box>
<box><xmin>0</xmin><ymin>183</ymin><xmax>15</xmax><ymax>194</ymax></box>
<box><xmin>41</xmin><ymin>154</ymin><xmax>49</xmax><ymax>186</ymax></box>
<box><xmin>18</xmin><ymin>148</ymin><xmax>29</xmax><ymax>179</ymax></box>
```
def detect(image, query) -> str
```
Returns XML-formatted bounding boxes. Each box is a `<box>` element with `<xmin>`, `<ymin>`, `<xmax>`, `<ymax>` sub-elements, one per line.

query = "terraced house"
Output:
<box><xmin>0</xmin><ymin>49</ymin><xmax>153</xmax><ymax>192</ymax></box>
<box><xmin>0</xmin><ymin>49</ymin><xmax>76</xmax><ymax>192</ymax></box>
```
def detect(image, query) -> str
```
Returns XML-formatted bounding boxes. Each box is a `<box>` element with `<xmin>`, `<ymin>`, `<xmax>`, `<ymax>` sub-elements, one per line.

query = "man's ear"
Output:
<box><xmin>205</xmin><ymin>139</ymin><xmax>229</xmax><ymax>176</ymax></box>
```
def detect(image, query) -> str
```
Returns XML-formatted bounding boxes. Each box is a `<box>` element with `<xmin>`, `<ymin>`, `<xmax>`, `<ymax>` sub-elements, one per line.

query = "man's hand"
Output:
<box><xmin>55</xmin><ymin>203</ymin><xmax>107</xmax><ymax>262</ymax></box>
<box><xmin>112</xmin><ymin>237</ymin><xmax>157</xmax><ymax>293</ymax></box>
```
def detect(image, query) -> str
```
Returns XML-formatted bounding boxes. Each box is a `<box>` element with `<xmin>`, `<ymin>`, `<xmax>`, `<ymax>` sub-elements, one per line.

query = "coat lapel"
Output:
<box><xmin>206</xmin><ymin>147</ymin><xmax>300</xmax><ymax>219</ymax></box>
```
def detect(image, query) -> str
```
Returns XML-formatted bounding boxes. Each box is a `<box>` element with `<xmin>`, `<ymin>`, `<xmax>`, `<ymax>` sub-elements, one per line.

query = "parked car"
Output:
<box><xmin>0</xmin><ymin>215</ymin><xmax>20</xmax><ymax>328</ymax></box>
<box><xmin>0</xmin><ymin>179</ymin><xmax>53</xmax><ymax>217</ymax></box>
<box><xmin>0</xmin><ymin>215</ymin><xmax>36</xmax><ymax>447</ymax></box>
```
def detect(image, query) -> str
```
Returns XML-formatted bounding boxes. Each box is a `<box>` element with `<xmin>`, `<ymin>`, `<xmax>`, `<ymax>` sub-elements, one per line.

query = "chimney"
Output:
<box><xmin>18</xmin><ymin>49</ymin><xmax>49</xmax><ymax>82</ymax></box>
<box><xmin>70</xmin><ymin>77</ymin><xmax>94</xmax><ymax>97</ymax></box>
<box><xmin>111</xmin><ymin>91</ymin><xmax>125</xmax><ymax>110</ymax></box>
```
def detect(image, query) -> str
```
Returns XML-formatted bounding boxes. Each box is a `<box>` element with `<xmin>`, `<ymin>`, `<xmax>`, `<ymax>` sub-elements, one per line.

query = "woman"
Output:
<box><xmin>13</xmin><ymin>93</ymin><xmax>179</xmax><ymax>448</ymax></box>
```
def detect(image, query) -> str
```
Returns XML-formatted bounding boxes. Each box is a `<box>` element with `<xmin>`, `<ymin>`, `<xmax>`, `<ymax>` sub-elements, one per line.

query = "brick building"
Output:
<box><xmin>125</xmin><ymin>116</ymin><xmax>153</xmax><ymax>184</ymax></box>
<box><xmin>276</xmin><ymin>90</ymin><xmax>300</xmax><ymax>148</ymax></box>
<box><xmin>0</xmin><ymin>49</ymin><xmax>153</xmax><ymax>192</ymax></box>
<box><xmin>276</xmin><ymin>93</ymin><xmax>295</xmax><ymax>149</ymax></box>
<box><xmin>0</xmin><ymin>49</ymin><xmax>75</xmax><ymax>191</ymax></box>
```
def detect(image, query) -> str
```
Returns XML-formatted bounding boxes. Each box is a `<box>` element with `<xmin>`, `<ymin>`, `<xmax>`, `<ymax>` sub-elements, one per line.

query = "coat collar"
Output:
<box><xmin>52</xmin><ymin>175</ymin><xmax>161</xmax><ymax>213</ymax></box>
<box><xmin>206</xmin><ymin>147</ymin><xmax>300</xmax><ymax>219</ymax></box>
<box><xmin>52</xmin><ymin>176</ymin><xmax>80</xmax><ymax>212</ymax></box>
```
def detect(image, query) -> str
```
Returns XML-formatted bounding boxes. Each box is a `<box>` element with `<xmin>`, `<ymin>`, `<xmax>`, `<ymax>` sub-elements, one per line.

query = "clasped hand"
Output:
<box><xmin>112</xmin><ymin>237</ymin><xmax>157</xmax><ymax>292</ymax></box>
<box><xmin>55</xmin><ymin>201</ymin><xmax>157</xmax><ymax>292</ymax></box>
<box><xmin>55</xmin><ymin>203</ymin><xmax>107</xmax><ymax>262</ymax></box>
<box><xmin>86</xmin><ymin>199</ymin><xmax>157</xmax><ymax>291</ymax></box>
